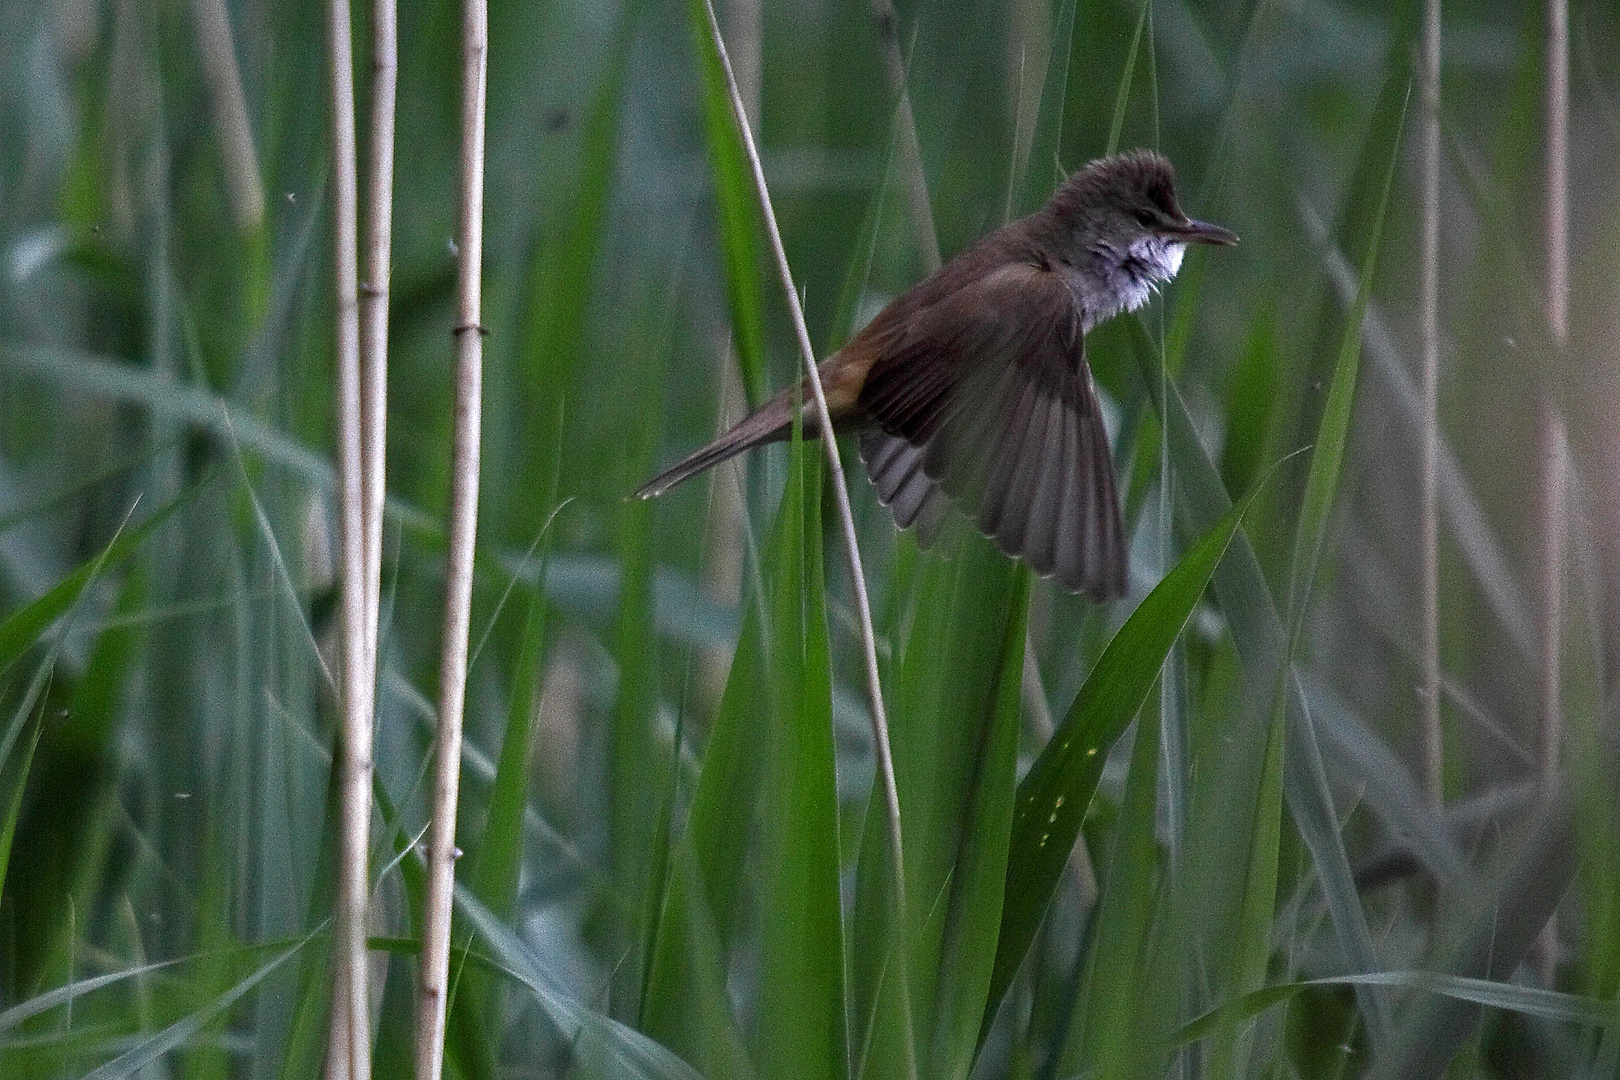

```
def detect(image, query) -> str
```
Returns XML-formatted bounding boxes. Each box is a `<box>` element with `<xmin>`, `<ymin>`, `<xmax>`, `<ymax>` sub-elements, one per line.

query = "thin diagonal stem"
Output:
<box><xmin>698</xmin><ymin>2</ymin><xmax>915</xmax><ymax>1075</ymax></box>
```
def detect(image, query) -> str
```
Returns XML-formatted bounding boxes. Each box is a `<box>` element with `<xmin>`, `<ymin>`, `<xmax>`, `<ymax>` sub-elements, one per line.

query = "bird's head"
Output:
<box><xmin>1047</xmin><ymin>150</ymin><xmax>1237</xmax><ymax>328</ymax></box>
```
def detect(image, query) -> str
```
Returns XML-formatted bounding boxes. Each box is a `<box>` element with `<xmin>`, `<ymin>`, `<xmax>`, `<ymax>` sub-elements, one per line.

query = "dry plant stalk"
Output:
<box><xmin>1418</xmin><ymin>0</ymin><xmax>1442</xmax><ymax>805</ymax></box>
<box><xmin>699</xmin><ymin>2</ymin><xmax>917</xmax><ymax>1074</ymax></box>
<box><xmin>360</xmin><ymin>0</ymin><xmax>397</xmax><ymax>705</ymax></box>
<box><xmin>413</xmin><ymin>0</ymin><xmax>487</xmax><ymax>1071</ymax></box>
<box><xmin>324</xmin><ymin>0</ymin><xmax>371</xmax><ymax>1071</ymax></box>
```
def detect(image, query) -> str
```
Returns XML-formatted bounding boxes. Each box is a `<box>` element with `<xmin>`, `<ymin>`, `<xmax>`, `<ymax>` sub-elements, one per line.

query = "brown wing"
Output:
<box><xmin>855</xmin><ymin>262</ymin><xmax>1127</xmax><ymax>598</ymax></box>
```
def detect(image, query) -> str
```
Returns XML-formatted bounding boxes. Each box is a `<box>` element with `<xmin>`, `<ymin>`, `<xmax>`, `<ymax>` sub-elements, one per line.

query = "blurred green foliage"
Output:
<box><xmin>2</xmin><ymin>0</ymin><xmax>1619</xmax><ymax>1076</ymax></box>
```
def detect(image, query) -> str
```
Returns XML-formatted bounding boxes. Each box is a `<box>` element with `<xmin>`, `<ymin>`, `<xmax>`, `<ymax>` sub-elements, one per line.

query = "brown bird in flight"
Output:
<box><xmin>636</xmin><ymin>150</ymin><xmax>1236</xmax><ymax>599</ymax></box>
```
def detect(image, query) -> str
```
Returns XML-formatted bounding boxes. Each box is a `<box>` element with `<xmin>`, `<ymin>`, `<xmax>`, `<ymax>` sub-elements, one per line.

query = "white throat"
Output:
<box><xmin>1080</xmin><ymin>236</ymin><xmax>1187</xmax><ymax>332</ymax></box>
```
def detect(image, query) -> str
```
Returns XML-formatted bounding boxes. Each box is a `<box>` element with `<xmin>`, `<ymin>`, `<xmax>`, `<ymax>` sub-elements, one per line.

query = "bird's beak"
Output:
<box><xmin>1166</xmin><ymin>218</ymin><xmax>1239</xmax><ymax>246</ymax></box>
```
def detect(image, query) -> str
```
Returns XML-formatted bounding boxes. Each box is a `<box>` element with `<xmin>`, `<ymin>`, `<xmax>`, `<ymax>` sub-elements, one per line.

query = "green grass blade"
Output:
<box><xmin>0</xmin><ymin>492</ymin><xmax>184</xmax><ymax>674</ymax></box>
<box><xmin>506</xmin><ymin>3</ymin><xmax>639</xmax><ymax>537</ymax></box>
<box><xmin>0</xmin><ymin>658</ymin><xmax>50</xmax><ymax>895</ymax></box>
<box><xmin>684</xmin><ymin>0</ymin><xmax>767</xmax><ymax>405</ymax></box>
<box><xmin>1284</xmin><ymin>85</ymin><xmax>1410</xmax><ymax>634</ymax></box>
<box><xmin>985</xmin><ymin>481</ymin><xmax>1260</xmax><ymax>1028</ymax></box>
<box><xmin>638</xmin><ymin>518</ymin><xmax>771</xmax><ymax>1066</ymax></box>
<box><xmin>1204</xmin><ymin>690</ymin><xmax>1286</xmax><ymax>1080</ymax></box>
<box><xmin>1016</xmin><ymin>0</ymin><xmax>1076</xmax><ymax>209</ymax></box>
<box><xmin>751</xmin><ymin>435</ymin><xmax>846</xmax><ymax>1080</ymax></box>
<box><xmin>1060</xmin><ymin>685</ymin><xmax>1162</xmax><ymax>1079</ymax></box>
<box><xmin>1195</xmin><ymin>87</ymin><xmax>1408</xmax><ymax>1077</ymax></box>
<box><xmin>927</xmin><ymin>570</ymin><xmax>1029</xmax><ymax>1080</ymax></box>
<box><xmin>642</xmin><ymin>432</ymin><xmax>843</xmax><ymax>1079</ymax></box>
<box><xmin>850</xmin><ymin>536</ymin><xmax>1024</xmax><ymax>1080</ymax></box>
<box><xmin>76</xmin><ymin>936</ymin><xmax>309</xmax><ymax>1080</ymax></box>
<box><xmin>1103</xmin><ymin>0</ymin><xmax>1150</xmax><ymax>157</ymax></box>
<box><xmin>1127</xmin><ymin>329</ymin><xmax>1394</xmax><ymax>1048</ymax></box>
<box><xmin>1177</xmin><ymin>967</ymin><xmax>1617</xmax><ymax>1049</ymax></box>
<box><xmin>1367</xmin><ymin>793</ymin><xmax>1576</xmax><ymax>1079</ymax></box>
<box><xmin>470</xmin><ymin>571</ymin><xmax>550</xmax><ymax>921</ymax></box>
<box><xmin>611</xmin><ymin>426</ymin><xmax>661</xmax><ymax>1011</ymax></box>
<box><xmin>457</xmin><ymin>886</ymin><xmax>706</xmax><ymax>1080</ymax></box>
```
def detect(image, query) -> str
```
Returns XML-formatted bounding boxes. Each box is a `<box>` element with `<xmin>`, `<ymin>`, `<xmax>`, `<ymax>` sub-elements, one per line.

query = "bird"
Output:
<box><xmin>635</xmin><ymin>149</ymin><xmax>1236</xmax><ymax>599</ymax></box>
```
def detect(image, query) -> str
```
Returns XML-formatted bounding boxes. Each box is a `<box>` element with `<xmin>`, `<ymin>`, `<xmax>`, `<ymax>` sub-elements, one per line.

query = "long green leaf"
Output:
<box><xmin>851</xmin><ymin>534</ymin><xmax>1024</xmax><ymax>1080</ymax></box>
<box><xmin>78</xmin><ymin>937</ymin><xmax>309</xmax><ymax>1080</ymax></box>
<box><xmin>0</xmin><ymin>493</ymin><xmax>183</xmax><ymax>674</ymax></box>
<box><xmin>1125</xmin><ymin>323</ymin><xmax>1394</xmax><ymax>1048</ymax></box>
<box><xmin>1199</xmin><ymin>86</ymin><xmax>1409</xmax><ymax>1079</ymax></box>
<box><xmin>1285</xmin><ymin>85</ymin><xmax>1410</xmax><ymax>635</ymax></box>
<box><xmin>642</xmin><ymin>432</ymin><xmax>842</xmax><ymax>1079</ymax></box>
<box><xmin>1177</xmin><ymin>966</ymin><xmax>1617</xmax><ymax>1049</ymax></box>
<box><xmin>986</xmin><ymin>481</ymin><xmax>1261</xmax><ymax>1027</ymax></box>
<box><xmin>457</xmin><ymin>888</ymin><xmax>706</xmax><ymax>1080</ymax></box>
<box><xmin>752</xmin><ymin>432</ymin><xmax>845</xmax><ymax>1080</ymax></box>
<box><xmin>1060</xmin><ymin>681</ymin><xmax>1162</xmax><ymax>1080</ymax></box>
<box><xmin>0</xmin><ymin>658</ymin><xmax>51</xmax><ymax>901</ymax></box>
<box><xmin>684</xmin><ymin>0</ymin><xmax>768</xmax><ymax>406</ymax></box>
<box><xmin>927</xmin><ymin>570</ymin><xmax>1029</xmax><ymax>1080</ymax></box>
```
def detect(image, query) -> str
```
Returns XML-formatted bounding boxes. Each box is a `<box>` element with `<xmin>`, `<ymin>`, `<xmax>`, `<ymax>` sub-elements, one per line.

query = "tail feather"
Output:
<box><xmin>634</xmin><ymin>396</ymin><xmax>797</xmax><ymax>499</ymax></box>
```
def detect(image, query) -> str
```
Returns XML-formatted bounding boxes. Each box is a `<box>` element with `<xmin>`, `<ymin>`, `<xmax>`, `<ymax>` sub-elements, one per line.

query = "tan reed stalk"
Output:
<box><xmin>360</xmin><ymin>0</ymin><xmax>397</xmax><ymax>715</ymax></box>
<box><xmin>325</xmin><ymin>0</ymin><xmax>370</xmax><ymax>1070</ymax></box>
<box><xmin>413</xmin><ymin>0</ymin><xmax>487</xmax><ymax>1070</ymax></box>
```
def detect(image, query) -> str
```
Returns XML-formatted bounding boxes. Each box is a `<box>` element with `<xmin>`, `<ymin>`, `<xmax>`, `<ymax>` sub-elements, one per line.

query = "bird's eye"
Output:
<box><xmin>1133</xmin><ymin>208</ymin><xmax>1158</xmax><ymax>228</ymax></box>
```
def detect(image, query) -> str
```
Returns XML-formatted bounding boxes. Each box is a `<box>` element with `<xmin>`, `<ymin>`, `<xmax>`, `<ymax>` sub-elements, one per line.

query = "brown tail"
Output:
<box><xmin>634</xmin><ymin>395</ymin><xmax>797</xmax><ymax>499</ymax></box>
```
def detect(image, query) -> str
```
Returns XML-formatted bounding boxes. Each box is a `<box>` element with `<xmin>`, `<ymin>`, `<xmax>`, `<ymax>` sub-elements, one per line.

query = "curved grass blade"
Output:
<box><xmin>849</xmin><ymin>534</ymin><xmax>1023</xmax><ymax>1080</ymax></box>
<box><xmin>1285</xmin><ymin>84</ymin><xmax>1410</xmax><ymax>636</ymax></box>
<box><xmin>1059</xmin><ymin>681</ymin><xmax>1162</xmax><ymax>1080</ymax></box>
<box><xmin>1126</xmin><ymin>328</ymin><xmax>1394</xmax><ymax>1050</ymax></box>
<box><xmin>1175</xmin><ymin>966</ymin><xmax>1615</xmax><ymax>1049</ymax></box>
<box><xmin>456</xmin><ymin>887</ymin><xmax>706</xmax><ymax>1080</ymax></box>
<box><xmin>927</xmin><ymin>569</ymin><xmax>1029</xmax><ymax>1080</ymax></box>
<box><xmin>641</xmin><ymin>431</ymin><xmax>843</xmax><ymax>1079</ymax></box>
<box><xmin>1366</xmin><ymin>791</ymin><xmax>1576</xmax><ymax>1080</ymax></box>
<box><xmin>77</xmin><ymin>935</ymin><xmax>310</xmax><ymax>1080</ymax></box>
<box><xmin>751</xmin><ymin>438</ymin><xmax>845</xmax><ymax>1080</ymax></box>
<box><xmin>684</xmin><ymin>0</ymin><xmax>767</xmax><ymax>406</ymax></box>
<box><xmin>1201</xmin><ymin>80</ymin><xmax>1410</xmax><ymax>1077</ymax></box>
<box><xmin>1103</xmin><ymin>0</ymin><xmax>1150</xmax><ymax>157</ymax></box>
<box><xmin>0</xmin><ymin>491</ymin><xmax>185</xmax><ymax>674</ymax></box>
<box><xmin>985</xmin><ymin>479</ymin><xmax>1264</xmax><ymax>1028</ymax></box>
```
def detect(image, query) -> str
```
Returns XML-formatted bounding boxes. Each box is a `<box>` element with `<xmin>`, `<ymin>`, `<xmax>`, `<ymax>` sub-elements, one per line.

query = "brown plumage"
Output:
<box><xmin>635</xmin><ymin>149</ymin><xmax>1236</xmax><ymax>599</ymax></box>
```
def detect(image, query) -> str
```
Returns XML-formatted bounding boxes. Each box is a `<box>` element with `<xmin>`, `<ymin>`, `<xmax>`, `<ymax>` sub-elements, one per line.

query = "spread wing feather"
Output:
<box><xmin>855</xmin><ymin>262</ymin><xmax>1127</xmax><ymax>598</ymax></box>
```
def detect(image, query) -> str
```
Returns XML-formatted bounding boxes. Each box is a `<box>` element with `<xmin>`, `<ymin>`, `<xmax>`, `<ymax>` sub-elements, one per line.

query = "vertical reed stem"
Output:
<box><xmin>326</xmin><ymin>0</ymin><xmax>370</xmax><ymax>1071</ymax></box>
<box><xmin>413</xmin><ymin>0</ymin><xmax>486</xmax><ymax>1070</ymax></box>
<box><xmin>360</xmin><ymin>0</ymin><xmax>398</xmax><ymax>711</ymax></box>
